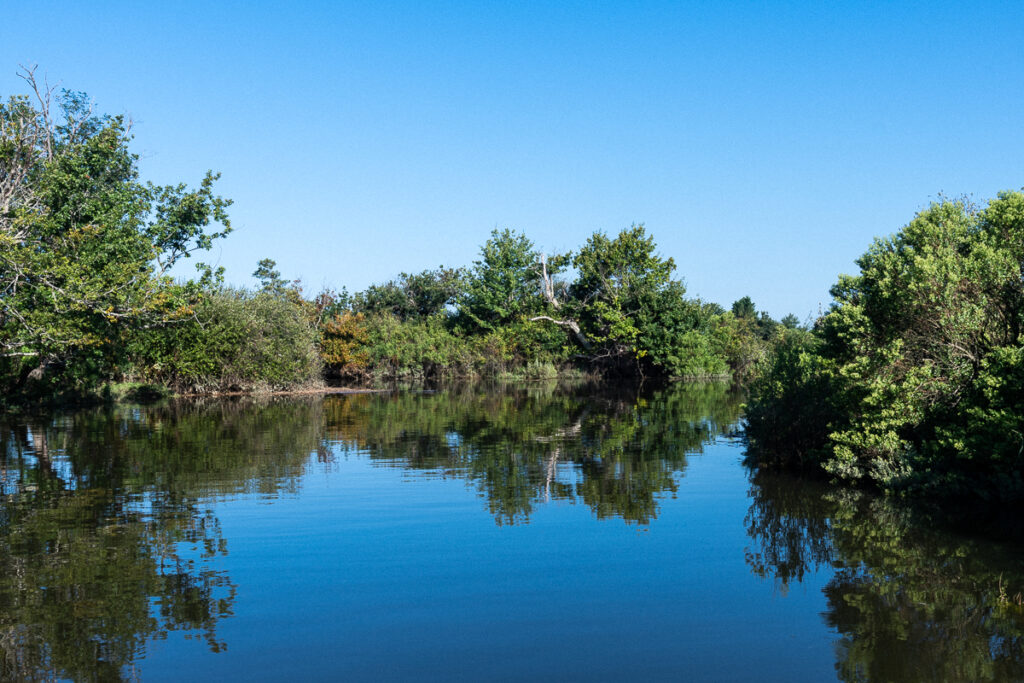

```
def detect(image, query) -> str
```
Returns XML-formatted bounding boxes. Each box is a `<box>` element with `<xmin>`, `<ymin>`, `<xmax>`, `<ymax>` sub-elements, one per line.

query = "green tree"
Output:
<box><xmin>637</xmin><ymin>288</ymin><xmax>729</xmax><ymax>378</ymax></box>
<box><xmin>526</xmin><ymin>224</ymin><xmax>733</xmax><ymax>377</ymax></box>
<box><xmin>401</xmin><ymin>266</ymin><xmax>464</xmax><ymax>318</ymax></box>
<box><xmin>355</xmin><ymin>266</ymin><xmax>464</xmax><ymax>321</ymax></box>
<box><xmin>564</xmin><ymin>224</ymin><xmax>679</xmax><ymax>370</ymax></box>
<box><xmin>746</xmin><ymin>191</ymin><xmax>1024</xmax><ymax>502</ymax></box>
<box><xmin>457</xmin><ymin>228</ymin><xmax>541</xmax><ymax>332</ymax></box>
<box><xmin>0</xmin><ymin>68</ymin><xmax>231</xmax><ymax>397</ymax></box>
<box><xmin>253</xmin><ymin>258</ymin><xmax>288</xmax><ymax>294</ymax></box>
<box><xmin>731</xmin><ymin>296</ymin><xmax>756</xmax><ymax>319</ymax></box>
<box><xmin>780</xmin><ymin>313</ymin><xmax>801</xmax><ymax>329</ymax></box>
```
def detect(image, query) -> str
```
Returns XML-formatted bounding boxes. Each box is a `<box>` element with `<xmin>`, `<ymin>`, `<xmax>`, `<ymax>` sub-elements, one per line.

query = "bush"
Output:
<box><xmin>360</xmin><ymin>313</ymin><xmax>480</xmax><ymax>380</ymax></box>
<box><xmin>320</xmin><ymin>312</ymin><xmax>371</xmax><ymax>379</ymax></box>
<box><xmin>744</xmin><ymin>191</ymin><xmax>1024</xmax><ymax>504</ymax></box>
<box><xmin>744</xmin><ymin>328</ymin><xmax>836</xmax><ymax>470</ymax></box>
<box><xmin>128</xmin><ymin>288</ymin><xmax>322</xmax><ymax>392</ymax></box>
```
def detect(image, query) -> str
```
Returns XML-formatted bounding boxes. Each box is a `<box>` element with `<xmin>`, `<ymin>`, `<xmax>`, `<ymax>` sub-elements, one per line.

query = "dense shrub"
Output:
<box><xmin>320</xmin><ymin>312</ymin><xmax>371</xmax><ymax>379</ymax></box>
<box><xmin>359</xmin><ymin>313</ymin><xmax>480</xmax><ymax>380</ymax></box>
<box><xmin>745</xmin><ymin>192</ymin><xmax>1024</xmax><ymax>503</ymax></box>
<box><xmin>743</xmin><ymin>327</ymin><xmax>836</xmax><ymax>469</ymax></box>
<box><xmin>128</xmin><ymin>288</ymin><xmax>322</xmax><ymax>392</ymax></box>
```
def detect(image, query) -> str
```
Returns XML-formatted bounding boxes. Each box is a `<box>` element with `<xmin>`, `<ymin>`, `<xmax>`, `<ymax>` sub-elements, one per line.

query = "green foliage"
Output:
<box><xmin>541</xmin><ymin>224</ymin><xmax>753</xmax><ymax>378</ymax></box>
<box><xmin>0</xmin><ymin>70</ymin><xmax>796</xmax><ymax>394</ymax></box>
<box><xmin>252</xmin><ymin>257</ymin><xmax>288</xmax><ymax>294</ymax></box>
<box><xmin>496</xmin><ymin>359</ymin><xmax>560</xmax><ymax>382</ymax></box>
<box><xmin>323</xmin><ymin>308</ymin><xmax>576</xmax><ymax>383</ymax></box>
<box><xmin>480</xmin><ymin>319</ymin><xmax>574</xmax><ymax>372</ymax></box>
<box><xmin>354</xmin><ymin>266</ymin><xmax>464</xmax><ymax>320</ymax></box>
<box><xmin>0</xmin><ymin>72</ymin><xmax>231</xmax><ymax>399</ymax></box>
<box><xmin>746</xmin><ymin>191</ymin><xmax>1024</xmax><ymax>503</ymax></box>
<box><xmin>711</xmin><ymin>312</ymin><xmax>773</xmax><ymax>382</ymax></box>
<box><xmin>569</xmin><ymin>224</ymin><xmax>675</xmax><ymax>361</ymax></box>
<box><xmin>637</xmin><ymin>288</ymin><xmax>729</xmax><ymax>378</ymax></box>
<box><xmin>399</xmin><ymin>266</ymin><xmax>464</xmax><ymax>318</ymax></box>
<box><xmin>127</xmin><ymin>288</ymin><xmax>322</xmax><ymax>392</ymax></box>
<box><xmin>360</xmin><ymin>313</ymin><xmax>479</xmax><ymax>380</ymax></box>
<box><xmin>731</xmin><ymin>296</ymin><xmax>756</xmax><ymax>319</ymax></box>
<box><xmin>344</xmin><ymin>224</ymin><xmax>744</xmax><ymax>381</ymax></box>
<box><xmin>456</xmin><ymin>228</ymin><xmax>541</xmax><ymax>332</ymax></box>
<box><xmin>744</xmin><ymin>326</ymin><xmax>835</xmax><ymax>467</ymax></box>
<box><xmin>780</xmin><ymin>313</ymin><xmax>801</xmax><ymax>329</ymax></box>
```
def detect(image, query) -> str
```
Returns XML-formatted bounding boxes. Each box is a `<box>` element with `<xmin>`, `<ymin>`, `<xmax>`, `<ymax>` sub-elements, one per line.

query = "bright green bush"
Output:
<box><xmin>128</xmin><ymin>288</ymin><xmax>321</xmax><ymax>392</ymax></box>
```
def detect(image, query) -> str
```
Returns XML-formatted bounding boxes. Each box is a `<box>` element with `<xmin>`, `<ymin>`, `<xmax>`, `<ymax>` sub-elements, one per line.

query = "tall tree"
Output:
<box><xmin>0</xmin><ymin>68</ymin><xmax>231</xmax><ymax>394</ymax></box>
<box><xmin>253</xmin><ymin>258</ymin><xmax>288</xmax><ymax>294</ymax></box>
<box><xmin>536</xmin><ymin>224</ymin><xmax>678</xmax><ymax>369</ymax></box>
<box><xmin>457</xmin><ymin>228</ymin><xmax>541</xmax><ymax>332</ymax></box>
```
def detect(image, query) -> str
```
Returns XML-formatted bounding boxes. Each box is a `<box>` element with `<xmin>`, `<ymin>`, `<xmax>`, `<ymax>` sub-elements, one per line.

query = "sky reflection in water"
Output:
<box><xmin>1</xmin><ymin>384</ymin><xmax>1021</xmax><ymax>681</ymax></box>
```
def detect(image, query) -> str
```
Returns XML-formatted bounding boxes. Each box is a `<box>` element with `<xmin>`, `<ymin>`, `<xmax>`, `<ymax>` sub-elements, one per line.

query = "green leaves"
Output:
<box><xmin>128</xmin><ymin>288</ymin><xmax>322</xmax><ymax>392</ymax></box>
<box><xmin>0</xmin><ymin>75</ymin><xmax>232</xmax><ymax>397</ymax></box>
<box><xmin>355</xmin><ymin>266</ymin><xmax>464</xmax><ymax>320</ymax></box>
<box><xmin>457</xmin><ymin>228</ymin><xmax>541</xmax><ymax>332</ymax></box>
<box><xmin>567</xmin><ymin>224</ymin><xmax>684</xmax><ymax>369</ymax></box>
<box><xmin>747</xmin><ymin>191</ymin><xmax>1024</xmax><ymax>502</ymax></box>
<box><xmin>146</xmin><ymin>171</ymin><xmax>233</xmax><ymax>274</ymax></box>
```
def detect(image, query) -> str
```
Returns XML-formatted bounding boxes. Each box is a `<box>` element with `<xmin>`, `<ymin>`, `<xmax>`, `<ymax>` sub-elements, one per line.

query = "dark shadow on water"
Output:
<box><xmin>746</xmin><ymin>469</ymin><xmax>1024</xmax><ymax>682</ymax></box>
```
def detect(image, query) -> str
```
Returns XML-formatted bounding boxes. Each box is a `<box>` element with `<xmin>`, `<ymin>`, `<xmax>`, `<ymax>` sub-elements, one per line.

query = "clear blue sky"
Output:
<box><xmin>4</xmin><ymin>1</ymin><xmax>1022</xmax><ymax>319</ymax></box>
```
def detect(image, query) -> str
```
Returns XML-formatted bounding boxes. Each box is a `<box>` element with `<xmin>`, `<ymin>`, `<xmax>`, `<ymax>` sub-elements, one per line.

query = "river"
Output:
<box><xmin>1</xmin><ymin>383</ymin><xmax>1021</xmax><ymax>681</ymax></box>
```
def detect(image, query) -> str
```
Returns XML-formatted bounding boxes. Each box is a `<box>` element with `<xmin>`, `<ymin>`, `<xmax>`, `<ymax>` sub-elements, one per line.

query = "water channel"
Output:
<box><xmin>1</xmin><ymin>383</ymin><xmax>1022</xmax><ymax>680</ymax></box>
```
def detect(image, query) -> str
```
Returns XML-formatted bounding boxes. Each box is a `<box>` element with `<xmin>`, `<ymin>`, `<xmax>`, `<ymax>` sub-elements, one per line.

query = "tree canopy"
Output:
<box><xmin>746</xmin><ymin>191</ymin><xmax>1024</xmax><ymax>504</ymax></box>
<box><xmin>456</xmin><ymin>228</ymin><xmax>541</xmax><ymax>332</ymax></box>
<box><xmin>0</xmin><ymin>69</ymin><xmax>231</xmax><ymax>395</ymax></box>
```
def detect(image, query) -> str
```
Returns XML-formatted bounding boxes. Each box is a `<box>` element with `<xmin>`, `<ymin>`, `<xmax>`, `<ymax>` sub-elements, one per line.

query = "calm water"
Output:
<box><xmin>1</xmin><ymin>383</ymin><xmax>1022</xmax><ymax>681</ymax></box>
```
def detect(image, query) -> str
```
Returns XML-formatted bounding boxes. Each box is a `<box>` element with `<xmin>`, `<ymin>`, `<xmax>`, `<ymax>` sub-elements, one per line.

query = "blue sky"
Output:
<box><xmin>3</xmin><ymin>1</ymin><xmax>1022</xmax><ymax>319</ymax></box>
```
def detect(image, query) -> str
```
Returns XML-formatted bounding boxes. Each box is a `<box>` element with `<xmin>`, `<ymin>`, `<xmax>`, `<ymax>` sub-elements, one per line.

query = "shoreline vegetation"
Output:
<box><xmin>3</xmin><ymin>71</ymin><xmax>1022</xmax><ymax>511</ymax></box>
<box><xmin>1</xmin><ymin>70</ymin><xmax>788</xmax><ymax>406</ymax></box>
<box><xmin>746</xmin><ymin>190</ymin><xmax>1024</xmax><ymax>511</ymax></box>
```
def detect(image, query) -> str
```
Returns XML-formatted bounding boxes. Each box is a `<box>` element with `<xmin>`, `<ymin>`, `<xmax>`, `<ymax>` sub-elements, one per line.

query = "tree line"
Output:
<box><xmin>7</xmin><ymin>71</ymin><xmax>1022</xmax><ymax>510</ymax></box>
<box><xmin>0</xmin><ymin>72</ymin><xmax>792</xmax><ymax>401</ymax></box>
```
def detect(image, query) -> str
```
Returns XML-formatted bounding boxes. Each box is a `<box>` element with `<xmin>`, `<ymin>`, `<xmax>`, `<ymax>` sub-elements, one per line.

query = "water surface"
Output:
<box><xmin>1</xmin><ymin>384</ymin><xmax>1022</xmax><ymax>681</ymax></box>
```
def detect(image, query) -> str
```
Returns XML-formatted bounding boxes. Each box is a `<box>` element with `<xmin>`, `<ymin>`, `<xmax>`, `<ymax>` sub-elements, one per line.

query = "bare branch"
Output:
<box><xmin>17</xmin><ymin>64</ymin><xmax>56</xmax><ymax>160</ymax></box>
<box><xmin>539</xmin><ymin>253</ymin><xmax>559</xmax><ymax>309</ymax></box>
<box><xmin>529</xmin><ymin>315</ymin><xmax>592</xmax><ymax>350</ymax></box>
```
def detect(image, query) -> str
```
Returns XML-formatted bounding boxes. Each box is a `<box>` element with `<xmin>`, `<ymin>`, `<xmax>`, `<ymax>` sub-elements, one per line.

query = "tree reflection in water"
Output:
<box><xmin>321</xmin><ymin>381</ymin><xmax>742</xmax><ymax>525</ymax></box>
<box><xmin>0</xmin><ymin>385</ymin><xmax>740</xmax><ymax>680</ymax></box>
<box><xmin>0</xmin><ymin>399</ymin><xmax>325</xmax><ymax>681</ymax></box>
<box><xmin>746</xmin><ymin>471</ymin><xmax>1024</xmax><ymax>682</ymax></box>
<box><xmin>3</xmin><ymin>384</ymin><xmax>1021</xmax><ymax>681</ymax></box>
